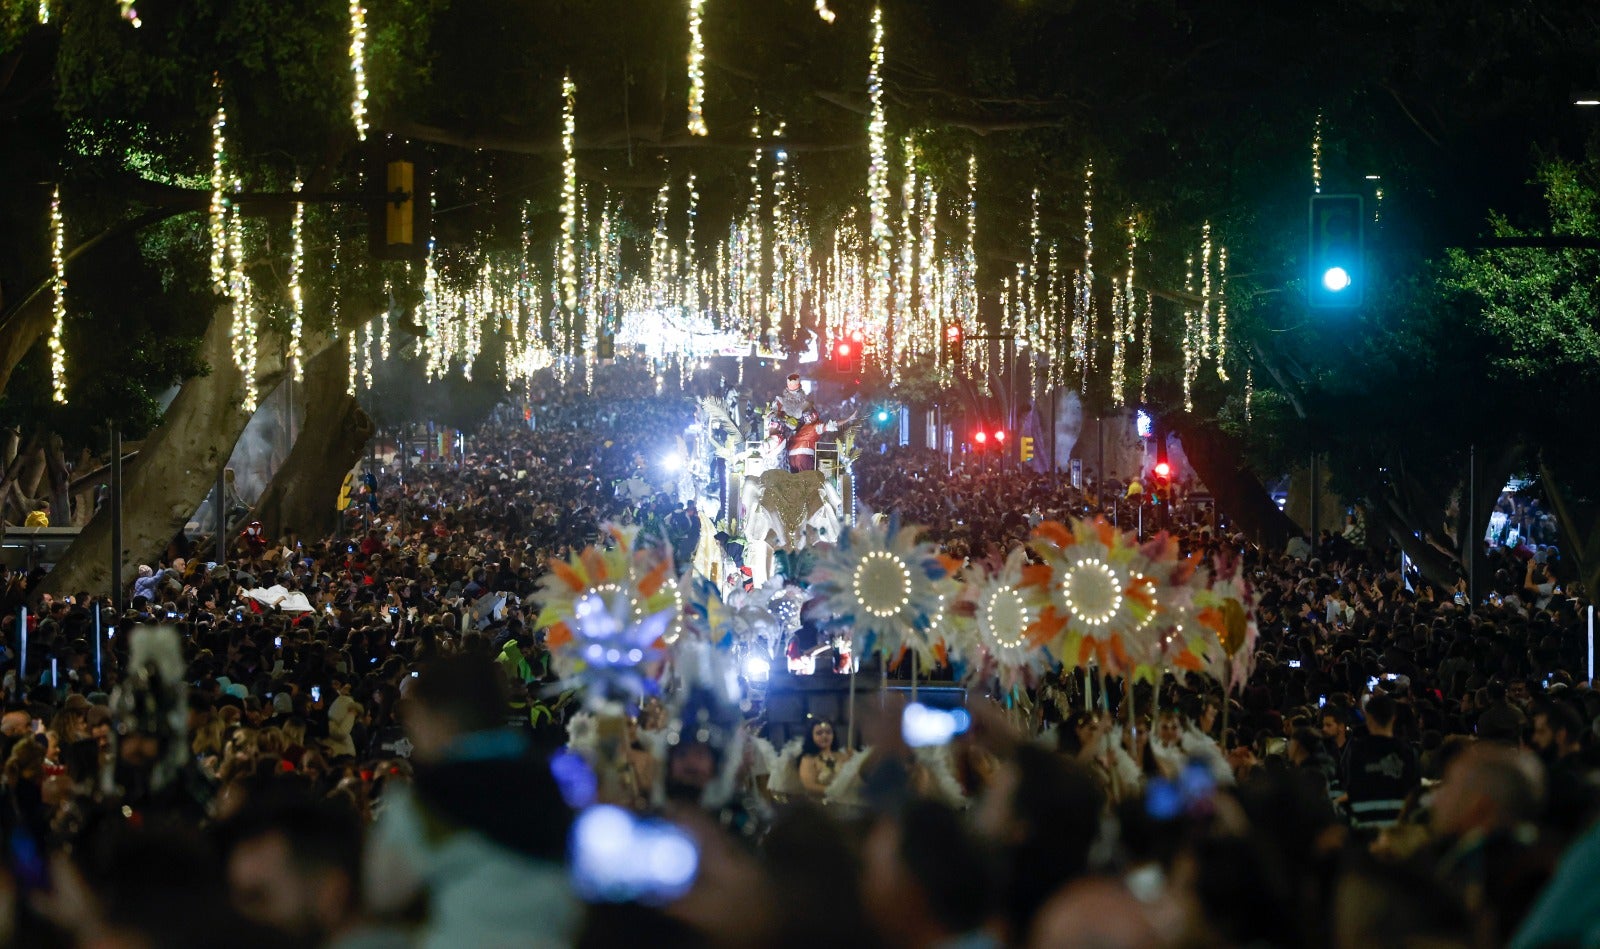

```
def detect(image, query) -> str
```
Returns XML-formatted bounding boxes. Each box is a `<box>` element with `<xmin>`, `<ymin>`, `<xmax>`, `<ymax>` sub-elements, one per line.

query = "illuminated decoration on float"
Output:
<box><xmin>963</xmin><ymin>549</ymin><xmax>1050</xmax><ymax>685</ymax></box>
<box><xmin>534</xmin><ymin>526</ymin><xmax>685</xmax><ymax>649</ymax></box>
<box><xmin>812</xmin><ymin>520</ymin><xmax>954</xmax><ymax>666</ymax></box>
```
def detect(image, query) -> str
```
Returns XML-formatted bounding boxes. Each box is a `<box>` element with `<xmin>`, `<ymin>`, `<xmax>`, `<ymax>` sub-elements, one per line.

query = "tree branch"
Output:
<box><xmin>1381</xmin><ymin>83</ymin><xmax>1446</xmax><ymax>150</ymax></box>
<box><xmin>389</xmin><ymin>120</ymin><xmax>865</xmax><ymax>155</ymax></box>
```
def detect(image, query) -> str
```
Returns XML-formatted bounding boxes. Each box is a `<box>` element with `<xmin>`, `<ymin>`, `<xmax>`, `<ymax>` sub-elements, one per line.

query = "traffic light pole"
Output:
<box><xmin>964</xmin><ymin>333</ymin><xmax>1017</xmax><ymax>470</ymax></box>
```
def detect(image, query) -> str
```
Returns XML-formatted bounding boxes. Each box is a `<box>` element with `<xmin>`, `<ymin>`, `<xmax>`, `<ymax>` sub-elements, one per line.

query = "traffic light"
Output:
<box><xmin>1308</xmin><ymin>194</ymin><xmax>1364</xmax><ymax>309</ymax></box>
<box><xmin>369</xmin><ymin>145</ymin><xmax>430</xmax><ymax>262</ymax></box>
<box><xmin>874</xmin><ymin>407</ymin><xmax>892</xmax><ymax>425</ymax></box>
<box><xmin>833</xmin><ymin>331</ymin><xmax>864</xmax><ymax>373</ymax></box>
<box><xmin>1153</xmin><ymin>460</ymin><xmax>1172</xmax><ymax>501</ymax></box>
<box><xmin>993</xmin><ymin>430</ymin><xmax>1006</xmax><ymax>445</ymax></box>
<box><xmin>973</xmin><ymin>430</ymin><xmax>988</xmax><ymax>446</ymax></box>
<box><xmin>941</xmin><ymin>324</ymin><xmax>964</xmax><ymax>368</ymax></box>
<box><xmin>833</xmin><ymin>338</ymin><xmax>856</xmax><ymax>372</ymax></box>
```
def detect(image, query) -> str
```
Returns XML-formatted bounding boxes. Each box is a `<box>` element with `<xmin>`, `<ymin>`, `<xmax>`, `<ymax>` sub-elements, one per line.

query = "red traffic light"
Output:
<box><xmin>1154</xmin><ymin>461</ymin><xmax>1171</xmax><ymax>479</ymax></box>
<box><xmin>946</xmin><ymin>325</ymin><xmax>962</xmax><ymax>340</ymax></box>
<box><xmin>993</xmin><ymin>430</ymin><xmax>1007</xmax><ymax>443</ymax></box>
<box><xmin>838</xmin><ymin>342</ymin><xmax>853</xmax><ymax>357</ymax></box>
<box><xmin>974</xmin><ymin>431</ymin><xmax>988</xmax><ymax>445</ymax></box>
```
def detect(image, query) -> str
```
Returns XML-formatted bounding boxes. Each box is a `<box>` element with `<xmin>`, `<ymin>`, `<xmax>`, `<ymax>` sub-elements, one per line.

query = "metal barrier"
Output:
<box><xmin>742</xmin><ymin>439</ymin><xmax>843</xmax><ymax>473</ymax></box>
<box><xmin>0</xmin><ymin>527</ymin><xmax>81</xmax><ymax>572</ymax></box>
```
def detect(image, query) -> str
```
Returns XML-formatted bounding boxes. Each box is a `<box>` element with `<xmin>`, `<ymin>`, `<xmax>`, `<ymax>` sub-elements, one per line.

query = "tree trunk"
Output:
<box><xmin>252</xmin><ymin>339</ymin><xmax>373</xmax><ymax>539</ymax></box>
<box><xmin>44</xmin><ymin>434</ymin><xmax>70</xmax><ymax>527</ymax></box>
<box><xmin>17</xmin><ymin>443</ymin><xmax>45</xmax><ymax>507</ymax></box>
<box><xmin>1167</xmin><ymin>414</ymin><xmax>1298</xmax><ymax>551</ymax></box>
<box><xmin>40</xmin><ymin>306</ymin><xmax>289</xmax><ymax>598</ymax></box>
<box><xmin>1367</xmin><ymin>501</ymin><xmax>1457</xmax><ymax>588</ymax></box>
<box><xmin>0</xmin><ymin>296</ymin><xmax>54</xmax><ymax>407</ymax></box>
<box><xmin>1538</xmin><ymin>459</ymin><xmax>1600</xmax><ymax>601</ymax></box>
<box><xmin>0</xmin><ymin>431</ymin><xmax>40</xmax><ymax>526</ymax></box>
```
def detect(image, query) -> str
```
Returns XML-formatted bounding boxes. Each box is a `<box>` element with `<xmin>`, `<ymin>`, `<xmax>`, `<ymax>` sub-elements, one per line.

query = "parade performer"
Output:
<box><xmin>769</xmin><ymin>374</ymin><xmax>814</xmax><ymax>430</ymax></box>
<box><xmin>787</xmin><ymin>408</ymin><xmax>852</xmax><ymax>472</ymax></box>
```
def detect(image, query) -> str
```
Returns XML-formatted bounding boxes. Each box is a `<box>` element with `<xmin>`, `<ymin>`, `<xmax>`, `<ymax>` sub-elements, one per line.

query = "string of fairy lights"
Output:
<box><xmin>48</xmin><ymin>186</ymin><xmax>67</xmax><ymax>404</ymax></box>
<box><xmin>27</xmin><ymin>2</ymin><xmax>1258</xmax><ymax>422</ymax></box>
<box><xmin>349</xmin><ymin>0</ymin><xmax>370</xmax><ymax>141</ymax></box>
<box><xmin>686</xmin><ymin>0</ymin><xmax>708</xmax><ymax>137</ymax></box>
<box><xmin>288</xmin><ymin>180</ymin><xmax>306</xmax><ymax>380</ymax></box>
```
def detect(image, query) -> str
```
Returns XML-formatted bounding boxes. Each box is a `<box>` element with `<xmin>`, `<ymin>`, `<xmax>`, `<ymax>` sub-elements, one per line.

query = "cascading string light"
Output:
<box><xmin>1046</xmin><ymin>242</ymin><xmax>1060</xmax><ymax>388</ymax></box>
<box><xmin>560</xmin><ymin>74</ymin><xmax>579</xmax><ymax>314</ymax></box>
<box><xmin>48</xmin><ymin>186</ymin><xmax>67</xmax><ymax>404</ymax></box>
<box><xmin>1123</xmin><ymin>213</ymin><xmax>1139</xmax><ymax>405</ymax></box>
<box><xmin>814</xmin><ymin>0</ymin><xmax>836</xmax><ymax>23</ymax></box>
<box><xmin>209</xmin><ymin>76</ymin><xmax>228</xmax><ymax>295</ymax></box>
<box><xmin>963</xmin><ymin>154</ymin><xmax>979</xmax><ymax>385</ymax></box>
<box><xmin>288</xmin><ymin>180</ymin><xmax>305</xmax><ymax>380</ymax></box>
<box><xmin>1199</xmin><ymin>221</ymin><xmax>1212</xmax><ymax>358</ymax></box>
<box><xmin>349</xmin><ymin>0</ymin><xmax>369</xmax><ymax>141</ymax></box>
<box><xmin>346</xmin><ymin>325</ymin><xmax>359</xmax><ymax>396</ymax></box>
<box><xmin>226</xmin><ymin>180</ymin><xmax>259</xmax><ymax>413</ymax></box>
<box><xmin>1139</xmin><ymin>290</ymin><xmax>1153</xmax><ymax>405</ymax></box>
<box><xmin>1244</xmin><ymin>366</ymin><xmax>1253</xmax><ymax>424</ymax></box>
<box><xmin>361</xmin><ymin>319</ymin><xmax>375</xmax><ymax>390</ymax></box>
<box><xmin>1181</xmin><ymin>252</ymin><xmax>1196</xmax><ymax>413</ymax></box>
<box><xmin>1027</xmin><ymin>187</ymin><xmax>1041</xmax><ymax>354</ymax></box>
<box><xmin>1109</xmin><ymin>210</ymin><xmax>1135</xmax><ymax>407</ymax></box>
<box><xmin>865</xmin><ymin>6</ymin><xmax>892</xmax><ymax>360</ymax></box>
<box><xmin>37</xmin><ymin>0</ymin><xmax>47</xmax><ymax>24</ymax></box>
<box><xmin>686</xmin><ymin>0</ymin><xmax>708</xmax><ymax>137</ymax></box>
<box><xmin>1070</xmin><ymin>161</ymin><xmax>1094</xmax><ymax>389</ymax></box>
<box><xmin>1215</xmin><ymin>245</ymin><xmax>1229</xmax><ymax>380</ymax></box>
<box><xmin>896</xmin><ymin>136</ymin><xmax>917</xmax><ymax>374</ymax></box>
<box><xmin>1311</xmin><ymin>111</ymin><xmax>1322</xmax><ymax>194</ymax></box>
<box><xmin>379</xmin><ymin>270</ymin><xmax>394</xmax><ymax>363</ymax></box>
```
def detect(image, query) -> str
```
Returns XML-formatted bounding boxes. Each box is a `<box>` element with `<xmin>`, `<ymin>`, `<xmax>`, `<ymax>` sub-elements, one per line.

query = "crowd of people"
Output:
<box><xmin>0</xmin><ymin>382</ymin><xmax>1591</xmax><ymax>948</ymax></box>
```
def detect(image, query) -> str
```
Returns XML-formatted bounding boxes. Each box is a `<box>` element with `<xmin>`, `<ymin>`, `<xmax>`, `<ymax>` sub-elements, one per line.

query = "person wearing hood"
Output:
<box><xmin>363</xmin><ymin>653</ymin><xmax>577</xmax><ymax>949</ymax></box>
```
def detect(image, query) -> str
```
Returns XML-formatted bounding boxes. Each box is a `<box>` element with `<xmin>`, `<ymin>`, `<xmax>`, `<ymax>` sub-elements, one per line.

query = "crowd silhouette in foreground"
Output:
<box><xmin>0</xmin><ymin>384</ymin><xmax>1593</xmax><ymax>948</ymax></box>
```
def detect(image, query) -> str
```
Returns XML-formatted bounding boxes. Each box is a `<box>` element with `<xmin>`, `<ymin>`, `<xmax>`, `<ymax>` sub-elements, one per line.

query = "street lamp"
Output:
<box><xmin>1574</xmin><ymin>93</ymin><xmax>1600</xmax><ymax>107</ymax></box>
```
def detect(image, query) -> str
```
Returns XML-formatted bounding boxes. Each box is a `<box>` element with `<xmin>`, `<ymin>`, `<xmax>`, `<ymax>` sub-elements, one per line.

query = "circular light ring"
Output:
<box><xmin>981</xmin><ymin>585</ymin><xmax>1032</xmax><ymax>650</ymax></box>
<box><xmin>852</xmin><ymin>550</ymin><xmax>912</xmax><ymax>619</ymax></box>
<box><xmin>1128</xmin><ymin>573</ymin><xmax>1160</xmax><ymax>632</ymax></box>
<box><xmin>1059</xmin><ymin>557</ymin><xmax>1123</xmax><ymax>627</ymax></box>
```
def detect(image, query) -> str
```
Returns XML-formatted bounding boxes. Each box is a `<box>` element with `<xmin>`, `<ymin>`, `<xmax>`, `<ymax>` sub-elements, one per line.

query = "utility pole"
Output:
<box><xmin>1468</xmin><ymin>444</ymin><xmax>1477</xmax><ymax>606</ymax></box>
<box><xmin>215</xmin><ymin>468</ymin><xmax>227</xmax><ymax>566</ymax></box>
<box><xmin>1309</xmin><ymin>453</ymin><xmax>1319</xmax><ymax>551</ymax></box>
<box><xmin>108</xmin><ymin>423</ymin><xmax>123</xmax><ymax>618</ymax></box>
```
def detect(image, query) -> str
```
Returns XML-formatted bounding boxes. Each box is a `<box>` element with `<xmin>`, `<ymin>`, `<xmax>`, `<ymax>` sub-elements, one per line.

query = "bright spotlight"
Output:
<box><xmin>744</xmin><ymin>656</ymin><xmax>771</xmax><ymax>680</ymax></box>
<box><xmin>1321</xmin><ymin>266</ymin><xmax>1352</xmax><ymax>292</ymax></box>
<box><xmin>662</xmin><ymin>453</ymin><xmax>684</xmax><ymax>472</ymax></box>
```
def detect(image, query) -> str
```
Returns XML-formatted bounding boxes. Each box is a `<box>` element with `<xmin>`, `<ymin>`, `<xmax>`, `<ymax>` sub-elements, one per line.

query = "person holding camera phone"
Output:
<box><xmin>1524</xmin><ymin>557</ymin><xmax>1559</xmax><ymax>611</ymax></box>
